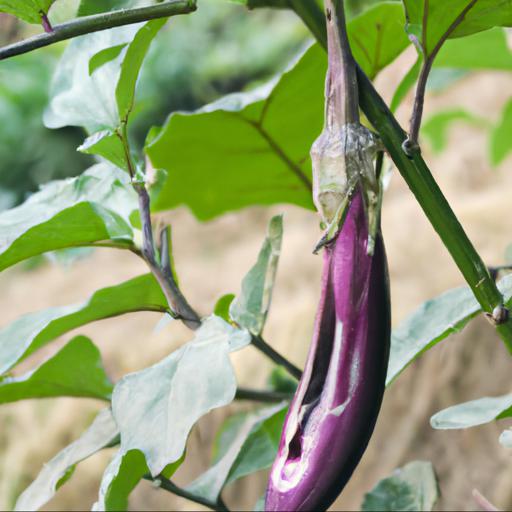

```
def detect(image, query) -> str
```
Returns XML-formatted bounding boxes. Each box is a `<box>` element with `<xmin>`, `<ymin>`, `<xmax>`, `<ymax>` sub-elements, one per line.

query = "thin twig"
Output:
<box><xmin>251</xmin><ymin>335</ymin><xmax>302</xmax><ymax>380</ymax></box>
<box><xmin>144</xmin><ymin>475</ymin><xmax>229</xmax><ymax>512</ymax></box>
<box><xmin>135</xmin><ymin>183</ymin><xmax>202</xmax><ymax>330</ymax></box>
<box><xmin>0</xmin><ymin>0</ymin><xmax>196</xmax><ymax>61</ymax></box>
<box><xmin>404</xmin><ymin>0</ymin><xmax>478</xmax><ymax>153</ymax></box>
<box><xmin>235</xmin><ymin>387</ymin><xmax>293</xmax><ymax>403</ymax></box>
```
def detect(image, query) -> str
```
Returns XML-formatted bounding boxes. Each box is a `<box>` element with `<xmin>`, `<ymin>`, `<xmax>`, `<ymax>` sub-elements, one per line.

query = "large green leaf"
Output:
<box><xmin>403</xmin><ymin>0</ymin><xmax>512</xmax><ymax>57</ymax></box>
<box><xmin>0</xmin><ymin>336</ymin><xmax>112</xmax><ymax>403</ymax></box>
<box><xmin>230</xmin><ymin>215</ymin><xmax>283</xmax><ymax>336</ymax></box>
<box><xmin>0</xmin><ymin>274</ymin><xmax>167</xmax><ymax>374</ymax></box>
<box><xmin>0</xmin><ymin>0</ymin><xmax>54</xmax><ymax>24</ymax></box>
<box><xmin>430</xmin><ymin>393</ymin><xmax>512</xmax><ymax>430</ymax></box>
<box><xmin>112</xmin><ymin>315</ymin><xmax>251</xmax><ymax>476</ymax></box>
<box><xmin>146</xmin><ymin>3</ymin><xmax>409</xmax><ymax>220</ymax></box>
<box><xmin>348</xmin><ymin>2</ymin><xmax>409</xmax><ymax>80</ymax></box>
<box><xmin>92</xmin><ymin>449</ymin><xmax>182</xmax><ymax>511</ymax></box>
<box><xmin>362</xmin><ymin>461</ymin><xmax>439</xmax><ymax>512</ymax></box>
<box><xmin>186</xmin><ymin>403</ymin><xmax>287</xmax><ymax>502</ymax></box>
<box><xmin>0</xmin><ymin>164</ymin><xmax>136</xmax><ymax>272</ymax></box>
<box><xmin>387</xmin><ymin>274</ymin><xmax>512</xmax><ymax>385</ymax></box>
<box><xmin>490</xmin><ymin>99</ymin><xmax>512</xmax><ymax>166</ymax></box>
<box><xmin>147</xmin><ymin>45</ymin><xmax>319</xmax><ymax>219</ymax></box>
<box><xmin>15</xmin><ymin>408</ymin><xmax>119</xmax><ymax>511</ymax></box>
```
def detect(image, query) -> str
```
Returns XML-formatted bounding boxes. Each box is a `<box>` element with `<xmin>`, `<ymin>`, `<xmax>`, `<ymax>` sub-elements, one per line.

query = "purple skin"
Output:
<box><xmin>265</xmin><ymin>190</ymin><xmax>390</xmax><ymax>511</ymax></box>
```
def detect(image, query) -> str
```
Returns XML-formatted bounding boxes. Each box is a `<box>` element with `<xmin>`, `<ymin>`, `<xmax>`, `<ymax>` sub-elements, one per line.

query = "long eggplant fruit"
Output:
<box><xmin>265</xmin><ymin>189</ymin><xmax>390</xmax><ymax>511</ymax></box>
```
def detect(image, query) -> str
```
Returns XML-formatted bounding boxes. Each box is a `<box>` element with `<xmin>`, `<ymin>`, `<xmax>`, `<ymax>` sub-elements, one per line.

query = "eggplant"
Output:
<box><xmin>265</xmin><ymin>189</ymin><xmax>390</xmax><ymax>511</ymax></box>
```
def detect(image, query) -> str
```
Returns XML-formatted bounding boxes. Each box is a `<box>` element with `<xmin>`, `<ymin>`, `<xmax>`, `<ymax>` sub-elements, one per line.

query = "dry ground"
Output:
<box><xmin>0</xmin><ymin>48</ymin><xmax>511</xmax><ymax>511</ymax></box>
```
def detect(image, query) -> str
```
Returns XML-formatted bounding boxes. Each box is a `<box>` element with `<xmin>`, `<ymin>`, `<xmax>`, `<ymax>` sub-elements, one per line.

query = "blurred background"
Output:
<box><xmin>0</xmin><ymin>0</ymin><xmax>511</xmax><ymax>510</ymax></box>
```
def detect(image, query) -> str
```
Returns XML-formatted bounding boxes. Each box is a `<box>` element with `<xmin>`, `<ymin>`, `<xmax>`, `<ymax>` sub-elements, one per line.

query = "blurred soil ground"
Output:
<box><xmin>0</xmin><ymin>47</ymin><xmax>511</xmax><ymax>512</ymax></box>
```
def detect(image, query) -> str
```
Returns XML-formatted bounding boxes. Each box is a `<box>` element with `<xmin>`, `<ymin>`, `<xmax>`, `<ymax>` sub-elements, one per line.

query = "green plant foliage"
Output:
<box><xmin>490</xmin><ymin>99</ymin><xmax>512</xmax><ymax>166</ymax></box>
<box><xmin>146</xmin><ymin>2</ymin><xmax>410</xmax><ymax>220</ymax></box>
<box><xmin>0</xmin><ymin>274</ymin><xmax>167</xmax><ymax>374</ymax></box>
<box><xmin>214</xmin><ymin>294</ymin><xmax>236</xmax><ymax>322</ymax></box>
<box><xmin>111</xmin><ymin>316</ymin><xmax>251</xmax><ymax>476</ymax></box>
<box><xmin>362</xmin><ymin>461</ymin><xmax>439</xmax><ymax>512</ymax></box>
<box><xmin>93</xmin><ymin>449</ymin><xmax>182</xmax><ymax>511</ymax></box>
<box><xmin>116</xmin><ymin>19</ymin><xmax>167</xmax><ymax>123</ymax></box>
<box><xmin>430</xmin><ymin>393</ymin><xmax>512</xmax><ymax>430</ymax></box>
<box><xmin>433</xmin><ymin>27</ymin><xmax>512</xmax><ymax>70</ymax></box>
<box><xmin>0</xmin><ymin>164</ymin><xmax>136</xmax><ymax>272</ymax></box>
<box><xmin>186</xmin><ymin>403</ymin><xmax>287</xmax><ymax>502</ymax></box>
<box><xmin>422</xmin><ymin>109</ymin><xmax>485</xmax><ymax>153</ymax></box>
<box><xmin>0</xmin><ymin>336</ymin><xmax>112</xmax><ymax>403</ymax></box>
<box><xmin>391</xmin><ymin>28</ymin><xmax>512</xmax><ymax>112</ymax></box>
<box><xmin>15</xmin><ymin>408</ymin><xmax>119</xmax><ymax>511</ymax></box>
<box><xmin>403</xmin><ymin>0</ymin><xmax>512</xmax><ymax>57</ymax></box>
<box><xmin>0</xmin><ymin>0</ymin><xmax>54</xmax><ymax>24</ymax></box>
<box><xmin>0</xmin><ymin>51</ymin><xmax>92</xmax><ymax>208</ymax></box>
<box><xmin>44</xmin><ymin>20</ymin><xmax>164</xmax><ymax>171</ymax></box>
<box><xmin>387</xmin><ymin>274</ymin><xmax>512</xmax><ymax>385</ymax></box>
<box><xmin>230</xmin><ymin>215</ymin><xmax>283</xmax><ymax>335</ymax></box>
<box><xmin>348</xmin><ymin>2</ymin><xmax>409</xmax><ymax>80</ymax></box>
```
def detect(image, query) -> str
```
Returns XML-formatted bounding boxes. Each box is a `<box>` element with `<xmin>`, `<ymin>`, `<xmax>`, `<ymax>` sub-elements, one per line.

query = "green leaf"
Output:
<box><xmin>500</xmin><ymin>428</ymin><xmax>512</xmax><ymax>448</ymax></box>
<box><xmin>422</xmin><ymin>109</ymin><xmax>485</xmax><ymax>153</ymax></box>
<box><xmin>116</xmin><ymin>19</ymin><xmax>167</xmax><ymax>122</ymax></box>
<box><xmin>0</xmin><ymin>164</ymin><xmax>136</xmax><ymax>272</ymax></box>
<box><xmin>434</xmin><ymin>28</ymin><xmax>512</xmax><ymax>70</ymax></box>
<box><xmin>230</xmin><ymin>215</ymin><xmax>283</xmax><ymax>336</ymax></box>
<box><xmin>0</xmin><ymin>274</ymin><xmax>167</xmax><ymax>374</ymax></box>
<box><xmin>390</xmin><ymin>28</ymin><xmax>512</xmax><ymax>112</ymax></box>
<box><xmin>78</xmin><ymin>131</ymin><xmax>128</xmax><ymax>172</ymax></box>
<box><xmin>0</xmin><ymin>336</ymin><xmax>112</xmax><ymax>403</ymax></box>
<box><xmin>146</xmin><ymin>45</ymin><xmax>319</xmax><ymax>219</ymax></box>
<box><xmin>94</xmin><ymin>449</ymin><xmax>184</xmax><ymax>511</ymax></box>
<box><xmin>89</xmin><ymin>44</ymin><xmax>128</xmax><ymax>76</ymax></box>
<box><xmin>15</xmin><ymin>408</ymin><xmax>119</xmax><ymax>511</ymax></box>
<box><xmin>44</xmin><ymin>26</ymin><xmax>140</xmax><ymax>133</ymax></box>
<box><xmin>387</xmin><ymin>274</ymin><xmax>512</xmax><ymax>386</ymax></box>
<box><xmin>362</xmin><ymin>461</ymin><xmax>439</xmax><ymax>512</ymax></box>
<box><xmin>0</xmin><ymin>0</ymin><xmax>54</xmax><ymax>24</ymax></box>
<box><xmin>186</xmin><ymin>403</ymin><xmax>287</xmax><ymax>502</ymax></box>
<box><xmin>490</xmin><ymin>99</ymin><xmax>512</xmax><ymax>166</ymax></box>
<box><xmin>430</xmin><ymin>393</ymin><xmax>512</xmax><ymax>430</ymax></box>
<box><xmin>214</xmin><ymin>294</ymin><xmax>236</xmax><ymax>323</ymax></box>
<box><xmin>403</xmin><ymin>0</ymin><xmax>512</xmax><ymax>57</ymax></box>
<box><xmin>146</xmin><ymin>3</ymin><xmax>408</xmax><ymax>220</ymax></box>
<box><xmin>348</xmin><ymin>2</ymin><xmax>409</xmax><ymax>80</ymax></box>
<box><xmin>112</xmin><ymin>316</ymin><xmax>251</xmax><ymax>476</ymax></box>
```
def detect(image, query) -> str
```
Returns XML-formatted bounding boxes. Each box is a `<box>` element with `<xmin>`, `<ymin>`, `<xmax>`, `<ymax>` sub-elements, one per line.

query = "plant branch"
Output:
<box><xmin>135</xmin><ymin>183</ymin><xmax>202</xmax><ymax>330</ymax></box>
<box><xmin>144</xmin><ymin>475</ymin><xmax>228</xmax><ymax>512</ymax></box>
<box><xmin>287</xmin><ymin>0</ymin><xmax>512</xmax><ymax>353</ymax></box>
<box><xmin>251</xmin><ymin>335</ymin><xmax>302</xmax><ymax>379</ymax></box>
<box><xmin>0</xmin><ymin>0</ymin><xmax>196</xmax><ymax>61</ymax></box>
<box><xmin>235</xmin><ymin>387</ymin><xmax>293</xmax><ymax>403</ymax></box>
<box><xmin>405</xmin><ymin>0</ymin><xmax>478</xmax><ymax>151</ymax></box>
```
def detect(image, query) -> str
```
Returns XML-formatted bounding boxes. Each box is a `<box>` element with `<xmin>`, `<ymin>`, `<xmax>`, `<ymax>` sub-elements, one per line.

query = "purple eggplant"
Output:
<box><xmin>265</xmin><ymin>189</ymin><xmax>390</xmax><ymax>511</ymax></box>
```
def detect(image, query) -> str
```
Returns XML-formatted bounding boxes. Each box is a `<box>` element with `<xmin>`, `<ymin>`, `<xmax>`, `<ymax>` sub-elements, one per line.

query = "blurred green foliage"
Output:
<box><xmin>0</xmin><ymin>0</ymin><xmax>307</xmax><ymax>208</ymax></box>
